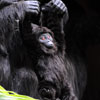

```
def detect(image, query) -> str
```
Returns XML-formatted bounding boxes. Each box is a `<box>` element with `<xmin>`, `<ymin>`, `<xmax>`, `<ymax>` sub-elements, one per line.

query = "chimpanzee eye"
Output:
<box><xmin>46</xmin><ymin>33</ymin><xmax>53</xmax><ymax>41</ymax></box>
<box><xmin>47</xmin><ymin>35</ymin><xmax>50</xmax><ymax>39</ymax></box>
<box><xmin>41</xmin><ymin>36</ymin><xmax>45</xmax><ymax>40</ymax></box>
<box><xmin>39</xmin><ymin>35</ymin><xmax>46</xmax><ymax>41</ymax></box>
<box><xmin>39</xmin><ymin>33</ymin><xmax>53</xmax><ymax>43</ymax></box>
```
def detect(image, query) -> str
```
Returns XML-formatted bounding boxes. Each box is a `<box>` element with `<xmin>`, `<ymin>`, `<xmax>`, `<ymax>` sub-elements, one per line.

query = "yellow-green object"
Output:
<box><xmin>0</xmin><ymin>85</ymin><xmax>37</xmax><ymax>100</ymax></box>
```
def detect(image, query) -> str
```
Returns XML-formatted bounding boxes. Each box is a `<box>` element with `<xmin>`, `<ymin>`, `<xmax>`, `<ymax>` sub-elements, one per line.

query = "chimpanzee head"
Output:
<box><xmin>30</xmin><ymin>23</ymin><xmax>57</xmax><ymax>54</ymax></box>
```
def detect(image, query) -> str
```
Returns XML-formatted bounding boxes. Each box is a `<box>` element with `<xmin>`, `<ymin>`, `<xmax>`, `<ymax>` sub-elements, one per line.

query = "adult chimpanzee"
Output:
<box><xmin>0</xmin><ymin>0</ymin><xmax>40</xmax><ymax>97</ymax></box>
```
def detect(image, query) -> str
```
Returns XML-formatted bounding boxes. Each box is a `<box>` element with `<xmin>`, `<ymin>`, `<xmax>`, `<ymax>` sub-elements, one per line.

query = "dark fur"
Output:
<box><xmin>39</xmin><ymin>9</ymin><xmax>87</xmax><ymax>100</ymax></box>
<box><xmin>0</xmin><ymin>0</ymin><xmax>39</xmax><ymax>97</ymax></box>
<box><xmin>0</xmin><ymin>0</ymin><xmax>86</xmax><ymax>100</ymax></box>
<box><xmin>21</xmin><ymin>9</ymin><xmax>86</xmax><ymax>100</ymax></box>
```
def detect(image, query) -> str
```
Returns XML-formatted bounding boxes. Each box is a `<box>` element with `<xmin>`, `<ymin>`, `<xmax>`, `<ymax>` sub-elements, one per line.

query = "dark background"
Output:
<box><xmin>64</xmin><ymin>0</ymin><xmax>100</xmax><ymax>100</ymax></box>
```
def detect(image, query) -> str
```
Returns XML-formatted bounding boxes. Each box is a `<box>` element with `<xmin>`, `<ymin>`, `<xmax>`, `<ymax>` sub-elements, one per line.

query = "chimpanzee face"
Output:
<box><xmin>31</xmin><ymin>23</ymin><xmax>57</xmax><ymax>53</ymax></box>
<box><xmin>39</xmin><ymin>33</ymin><xmax>54</xmax><ymax>49</ymax></box>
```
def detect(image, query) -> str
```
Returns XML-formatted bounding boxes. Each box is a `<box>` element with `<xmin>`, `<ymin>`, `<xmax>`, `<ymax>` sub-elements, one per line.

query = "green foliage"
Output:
<box><xmin>0</xmin><ymin>86</ymin><xmax>38</xmax><ymax>100</ymax></box>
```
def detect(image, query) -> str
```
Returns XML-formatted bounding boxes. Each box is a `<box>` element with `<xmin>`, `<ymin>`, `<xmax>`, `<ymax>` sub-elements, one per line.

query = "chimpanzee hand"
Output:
<box><xmin>42</xmin><ymin>0</ymin><xmax>67</xmax><ymax>15</ymax></box>
<box><xmin>51</xmin><ymin>0</ymin><xmax>67</xmax><ymax>14</ymax></box>
<box><xmin>21</xmin><ymin>0</ymin><xmax>40</xmax><ymax>15</ymax></box>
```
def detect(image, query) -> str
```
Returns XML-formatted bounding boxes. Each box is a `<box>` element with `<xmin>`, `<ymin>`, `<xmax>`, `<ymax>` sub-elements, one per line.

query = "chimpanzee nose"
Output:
<box><xmin>46</xmin><ymin>41</ymin><xmax>54</xmax><ymax>48</ymax></box>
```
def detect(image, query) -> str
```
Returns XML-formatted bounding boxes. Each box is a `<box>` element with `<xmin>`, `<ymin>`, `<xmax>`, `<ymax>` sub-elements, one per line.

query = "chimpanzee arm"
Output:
<box><xmin>41</xmin><ymin>0</ymin><xmax>68</xmax><ymax>54</ymax></box>
<box><xmin>0</xmin><ymin>0</ymin><xmax>40</xmax><ymax>21</ymax></box>
<box><xmin>49</xmin><ymin>0</ymin><xmax>69</xmax><ymax>24</ymax></box>
<box><xmin>41</xmin><ymin>0</ymin><xmax>69</xmax><ymax>26</ymax></box>
<box><xmin>0</xmin><ymin>0</ymin><xmax>40</xmax><ymax>36</ymax></box>
<box><xmin>0</xmin><ymin>0</ymin><xmax>40</xmax><ymax>56</ymax></box>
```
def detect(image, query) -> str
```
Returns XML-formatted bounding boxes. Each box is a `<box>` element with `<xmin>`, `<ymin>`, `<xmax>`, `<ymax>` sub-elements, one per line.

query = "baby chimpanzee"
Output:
<box><xmin>22</xmin><ymin>23</ymin><xmax>81</xmax><ymax>100</ymax></box>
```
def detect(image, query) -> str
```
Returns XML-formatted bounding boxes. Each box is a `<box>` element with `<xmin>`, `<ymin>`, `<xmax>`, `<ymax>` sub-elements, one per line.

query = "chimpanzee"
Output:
<box><xmin>20</xmin><ymin>2</ymin><xmax>86</xmax><ymax>100</ymax></box>
<box><xmin>22</xmin><ymin>23</ymin><xmax>78</xmax><ymax>100</ymax></box>
<box><xmin>0</xmin><ymin>0</ymin><xmax>86</xmax><ymax>100</ymax></box>
<box><xmin>21</xmin><ymin>20</ymin><xmax>86</xmax><ymax>100</ymax></box>
<box><xmin>0</xmin><ymin>0</ymin><xmax>40</xmax><ymax>96</ymax></box>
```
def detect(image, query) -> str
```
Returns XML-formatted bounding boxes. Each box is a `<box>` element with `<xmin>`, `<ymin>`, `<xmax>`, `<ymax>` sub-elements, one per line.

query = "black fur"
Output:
<box><xmin>0</xmin><ymin>0</ymin><xmax>86</xmax><ymax>100</ymax></box>
<box><xmin>21</xmin><ymin>9</ymin><xmax>86</xmax><ymax>100</ymax></box>
<box><xmin>0</xmin><ymin>0</ymin><xmax>39</xmax><ymax>97</ymax></box>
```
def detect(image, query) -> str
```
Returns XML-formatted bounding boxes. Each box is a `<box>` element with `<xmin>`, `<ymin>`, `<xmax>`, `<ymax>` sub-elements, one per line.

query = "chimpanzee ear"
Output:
<box><xmin>31</xmin><ymin>23</ymin><xmax>39</xmax><ymax>31</ymax></box>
